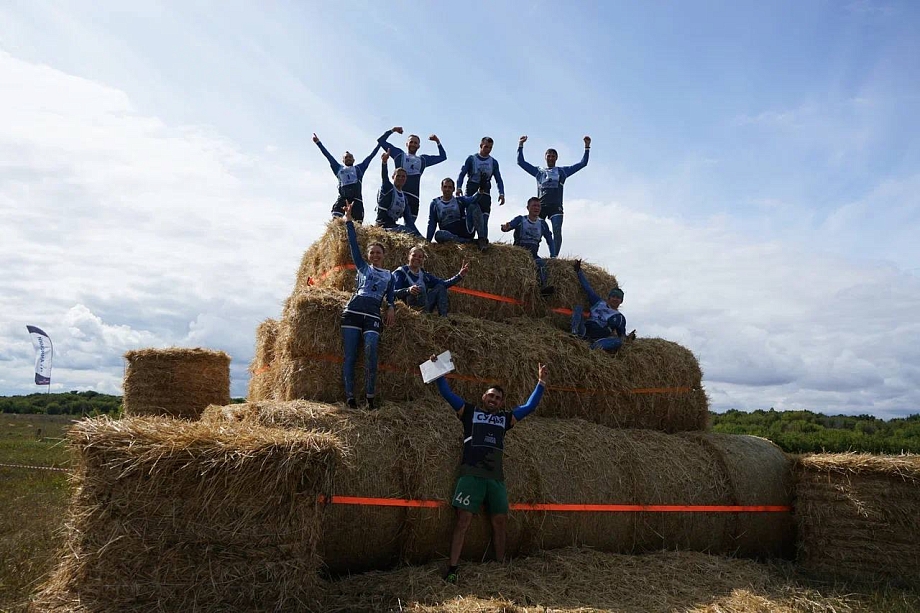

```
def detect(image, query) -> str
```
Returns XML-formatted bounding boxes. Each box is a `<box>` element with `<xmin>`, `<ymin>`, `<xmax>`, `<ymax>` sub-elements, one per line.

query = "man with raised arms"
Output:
<box><xmin>312</xmin><ymin>132</ymin><xmax>381</xmax><ymax>222</ymax></box>
<box><xmin>377</xmin><ymin>127</ymin><xmax>447</xmax><ymax>218</ymax></box>
<box><xmin>376</xmin><ymin>150</ymin><xmax>422</xmax><ymax>236</ymax></box>
<box><xmin>426</xmin><ymin>178</ymin><xmax>488</xmax><ymax>245</ymax></box>
<box><xmin>501</xmin><ymin>197</ymin><xmax>557</xmax><ymax>296</ymax></box>
<box><xmin>428</xmin><ymin>355</ymin><xmax>548</xmax><ymax>584</ymax></box>
<box><xmin>456</xmin><ymin>137</ymin><xmax>506</xmax><ymax>250</ymax></box>
<box><xmin>517</xmin><ymin>135</ymin><xmax>591</xmax><ymax>255</ymax></box>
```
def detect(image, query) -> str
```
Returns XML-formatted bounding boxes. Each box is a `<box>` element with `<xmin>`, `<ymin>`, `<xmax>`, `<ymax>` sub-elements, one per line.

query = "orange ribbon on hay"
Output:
<box><xmin>318</xmin><ymin>495</ymin><xmax>790</xmax><ymax>513</ymax></box>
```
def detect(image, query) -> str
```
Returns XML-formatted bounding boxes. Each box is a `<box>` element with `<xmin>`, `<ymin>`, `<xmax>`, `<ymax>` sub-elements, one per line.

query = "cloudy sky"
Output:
<box><xmin>1</xmin><ymin>1</ymin><xmax>917</xmax><ymax>417</ymax></box>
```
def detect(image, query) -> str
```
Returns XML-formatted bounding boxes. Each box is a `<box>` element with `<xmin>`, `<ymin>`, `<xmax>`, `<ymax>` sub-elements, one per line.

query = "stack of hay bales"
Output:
<box><xmin>34</xmin><ymin>416</ymin><xmax>340</xmax><ymax>611</ymax></box>
<box><xmin>794</xmin><ymin>453</ymin><xmax>920</xmax><ymax>588</ymax></box>
<box><xmin>123</xmin><ymin>347</ymin><xmax>231</xmax><ymax>419</ymax></box>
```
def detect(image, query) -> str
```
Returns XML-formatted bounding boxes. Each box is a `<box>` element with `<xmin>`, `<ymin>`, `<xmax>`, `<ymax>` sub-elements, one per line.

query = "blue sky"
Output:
<box><xmin>1</xmin><ymin>1</ymin><xmax>918</xmax><ymax>416</ymax></box>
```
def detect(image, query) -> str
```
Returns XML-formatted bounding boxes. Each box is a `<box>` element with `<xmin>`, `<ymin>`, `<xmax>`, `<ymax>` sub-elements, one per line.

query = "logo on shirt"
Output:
<box><xmin>473</xmin><ymin>411</ymin><xmax>506</xmax><ymax>427</ymax></box>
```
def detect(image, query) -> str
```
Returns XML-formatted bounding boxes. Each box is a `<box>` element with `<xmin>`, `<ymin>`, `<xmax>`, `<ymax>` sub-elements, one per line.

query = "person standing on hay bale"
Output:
<box><xmin>343</xmin><ymin>202</ymin><xmax>396</xmax><ymax>410</ymax></box>
<box><xmin>456</xmin><ymin>136</ymin><xmax>506</xmax><ymax>251</ymax></box>
<box><xmin>429</xmin><ymin>354</ymin><xmax>548</xmax><ymax>584</ymax></box>
<box><xmin>570</xmin><ymin>259</ymin><xmax>636</xmax><ymax>352</ymax></box>
<box><xmin>393</xmin><ymin>247</ymin><xmax>470</xmax><ymax>316</ymax></box>
<box><xmin>376</xmin><ymin>150</ymin><xmax>423</xmax><ymax>236</ymax></box>
<box><xmin>500</xmin><ymin>197</ymin><xmax>557</xmax><ymax>297</ymax></box>
<box><xmin>377</xmin><ymin>127</ymin><xmax>447</xmax><ymax>218</ymax></box>
<box><xmin>426</xmin><ymin>177</ymin><xmax>489</xmax><ymax>244</ymax></box>
<box><xmin>517</xmin><ymin>135</ymin><xmax>591</xmax><ymax>256</ymax></box>
<box><xmin>312</xmin><ymin>132</ymin><xmax>381</xmax><ymax>223</ymax></box>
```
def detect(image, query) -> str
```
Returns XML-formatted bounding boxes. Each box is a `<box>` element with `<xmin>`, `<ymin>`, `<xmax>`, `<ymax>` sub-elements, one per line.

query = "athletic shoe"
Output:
<box><xmin>443</xmin><ymin>566</ymin><xmax>459</xmax><ymax>584</ymax></box>
<box><xmin>365</xmin><ymin>396</ymin><xmax>377</xmax><ymax>410</ymax></box>
<box><xmin>539</xmin><ymin>285</ymin><xmax>556</xmax><ymax>297</ymax></box>
<box><xmin>346</xmin><ymin>397</ymin><xmax>358</xmax><ymax>409</ymax></box>
<box><xmin>477</xmin><ymin>237</ymin><xmax>489</xmax><ymax>252</ymax></box>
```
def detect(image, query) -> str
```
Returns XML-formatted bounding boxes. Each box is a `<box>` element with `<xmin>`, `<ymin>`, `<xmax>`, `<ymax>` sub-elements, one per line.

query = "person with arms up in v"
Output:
<box><xmin>377</xmin><ymin>126</ymin><xmax>447</xmax><ymax>218</ymax></box>
<box><xmin>501</xmin><ymin>197</ymin><xmax>558</xmax><ymax>296</ymax></box>
<box><xmin>312</xmin><ymin>132</ymin><xmax>381</xmax><ymax>222</ymax></box>
<box><xmin>517</xmin><ymin>135</ymin><xmax>591</xmax><ymax>255</ymax></box>
<box><xmin>456</xmin><ymin>136</ymin><xmax>506</xmax><ymax>250</ymax></box>
<box><xmin>428</xmin><ymin>354</ymin><xmax>548</xmax><ymax>584</ymax></box>
<box><xmin>376</xmin><ymin>150</ymin><xmax>423</xmax><ymax>236</ymax></box>
<box><xmin>341</xmin><ymin>202</ymin><xmax>396</xmax><ymax>409</ymax></box>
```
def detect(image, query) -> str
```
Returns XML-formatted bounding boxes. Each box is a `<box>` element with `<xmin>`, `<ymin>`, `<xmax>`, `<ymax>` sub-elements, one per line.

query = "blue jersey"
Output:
<box><xmin>344</xmin><ymin>221</ymin><xmax>395</xmax><ymax>316</ymax></box>
<box><xmin>425</xmin><ymin>194</ymin><xmax>480</xmax><ymax>242</ymax></box>
<box><xmin>376</xmin><ymin>162</ymin><xmax>412</xmax><ymax>227</ymax></box>
<box><xmin>577</xmin><ymin>270</ymin><xmax>625</xmax><ymax>337</ymax></box>
<box><xmin>506</xmin><ymin>215</ymin><xmax>557</xmax><ymax>258</ymax></box>
<box><xmin>315</xmin><ymin>140</ymin><xmax>381</xmax><ymax>209</ymax></box>
<box><xmin>458</xmin><ymin>154</ymin><xmax>505</xmax><ymax>196</ymax></box>
<box><xmin>377</xmin><ymin>131</ymin><xmax>447</xmax><ymax>208</ymax></box>
<box><xmin>517</xmin><ymin>147</ymin><xmax>589</xmax><ymax>211</ymax></box>
<box><xmin>392</xmin><ymin>266</ymin><xmax>462</xmax><ymax>302</ymax></box>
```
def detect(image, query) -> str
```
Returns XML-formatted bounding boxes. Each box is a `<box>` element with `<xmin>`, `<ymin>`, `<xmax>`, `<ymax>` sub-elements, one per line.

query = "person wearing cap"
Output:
<box><xmin>312</xmin><ymin>132</ymin><xmax>381</xmax><ymax>222</ymax></box>
<box><xmin>517</xmin><ymin>135</ymin><xmax>590</xmax><ymax>256</ymax></box>
<box><xmin>377</xmin><ymin>127</ymin><xmax>447</xmax><ymax>219</ymax></box>
<box><xmin>456</xmin><ymin>137</ymin><xmax>506</xmax><ymax>250</ymax></box>
<box><xmin>500</xmin><ymin>197</ymin><xmax>557</xmax><ymax>297</ymax></box>
<box><xmin>570</xmin><ymin>259</ymin><xmax>634</xmax><ymax>351</ymax></box>
<box><xmin>392</xmin><ymin>246</ymin><xmax>469</xmax><ymax>316</ymax></box>
<box><xmin>376</xmin><ymin>150</ymin><xmax>423</xmax><ymax>236</ymax></box>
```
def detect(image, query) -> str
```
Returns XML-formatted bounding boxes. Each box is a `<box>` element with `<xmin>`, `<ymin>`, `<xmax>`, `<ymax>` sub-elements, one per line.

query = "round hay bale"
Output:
<box><xmin>202</xmin><ymin>400</ymin><xmax>793</xmax><ymax>574</ymax></box>
<box><xmin>271</xmin><ymin>288</ymin><xmax>708</xmax><ymax>432</ymax></box>
<box><xmin>123</xmin><ymin>347</ymin><xmax>231</xmax><ymax>419</ymax></box>
<box><xmin>793</xmin><ymin>453</ymin><xmax>920</xmax><ymax>588</ymax></box>
<box><xmin>33</xmin><ymin>416</ymin><xmax>340</xmax><ymax>611</ymax></box>
<box><xmin>248</xmin><ymin>319</ymin><xmax>279</xmax><ymax>401</ymax></box>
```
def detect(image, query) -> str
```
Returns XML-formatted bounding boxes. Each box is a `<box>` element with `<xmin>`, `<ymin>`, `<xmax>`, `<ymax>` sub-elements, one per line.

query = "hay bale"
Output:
<box><xmin>33</xmin><ymin>416</ymin><xmax>340</xmax><ymax>611</ymax></box>
<box><xmin>123</xmin><ymin>347</ymin><xmax>231</xmax><ymax>419</ymax></box>
<box><xmin>272</xmin><ymin>288</ymin><xmax>708</xmax><ymax>432</ymax></box>
<box><xmin>794</xmin><ymin>453</ymin><xmax>920</xmax><ymax>588</ymax></box>
<box><xmin>248</xmin><ymin>319</ymin><xmax>279</xmax><ymax>401</ymax></box>
<box><xmin>293</xmin><ymin>221</ymin><xmax>619</xmax><ymax>322</ymax></box>
<box><xmin>202</xmin><ymin>401</ymin><xmax>793</xmax><ymax>574</ymax></box>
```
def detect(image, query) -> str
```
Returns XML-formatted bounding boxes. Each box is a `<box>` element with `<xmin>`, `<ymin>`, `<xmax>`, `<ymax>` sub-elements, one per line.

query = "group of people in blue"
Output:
<box><xmin>312</xmin><ymin>129</ymin><xmax>633</xmax><ymax>582</ymax></box>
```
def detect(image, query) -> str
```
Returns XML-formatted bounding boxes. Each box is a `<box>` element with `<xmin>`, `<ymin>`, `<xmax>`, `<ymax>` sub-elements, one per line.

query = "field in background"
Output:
<box><xmin>1</xmin><ymin>414</ymin><xmax>919</xmax><ymax>612</ymax></box>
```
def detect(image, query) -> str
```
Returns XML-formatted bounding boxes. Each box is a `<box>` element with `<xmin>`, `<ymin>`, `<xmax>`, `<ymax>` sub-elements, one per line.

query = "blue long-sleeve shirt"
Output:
<box><xmin>377</xmin><ymin>131</ymin><xmax>447</xmax><ymax>208</ymax></box>
<box><xmin>458</xmin><ymin>154</ymin><xmax>505</xmax><ymax>197</ymax></box>
<box><xmin>505</xmin><ymin>215</ymin><xmax>557</xmax><ymax>258</ymax></box>
<box><xmin>435</xmin><ymin>376</ymin><xmax>544</xmax><ymax>422</ymax></box>
<box><xmin>517</xmin><ymin>147</ymin><xmax>589</xmax><ymax>211</ymax></box>
<box><xmin>315</xmin><ymin>140</ymin><xmax>381</xmax><ymax>209</ymax></box>
<box><xmin>426</xmin><ymin>194</ymin><xmax>480</xmax><ymax>242</ymax></box>
<box><xmin>577</xmin><ymin>270</ymin><xmax>626</xmax><ymax>337</ymax></box>
<box><xmin>392</xmin><ymin>266</ymin><xmax>463</xmax><ymax>302</ymax></box>
<box><xmin>344</xmin><ymin>220</ymin><xmax>395</xmax><ymax>316</ymax></box>
<box><xmin>376</xmin><ymin>161</ymin><xmax>415</xmax><ymax>228</ymax></box>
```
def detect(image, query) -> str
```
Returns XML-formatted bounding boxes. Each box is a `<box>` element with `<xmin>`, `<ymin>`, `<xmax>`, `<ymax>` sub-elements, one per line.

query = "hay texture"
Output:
<box><xmin>123</xmin><ymin>347</ymin><xmax>231</xmax><ymax>419</ymax></box>
<box><xmin>293</xmin><ymin>221</ymin><xmax>618</xmax><ymax>322</ymax></box>
<box><xmin>270</xmin><ymin>288</ymin><xmax>707</xmax><ymax>432</ymax></box>
<box><xmin>248</xmin><ymin>319</ymin><xmax>279</xmax><ymax>400</ymax></box>
<box><xmin>321</xmin><ymin>548</ymin><xmax>857</xmax><ymax>613</ymax></box>
<box><xmin>34</xmin><ymin>416</ymin><xmax>340</xmax><ymax>612</ymax></box>
<box><xmin>202</xmin><ymin>400</ymin><xmax>793</xmax><ymax>575</ymax></box>
<box><xmin>794</xmin><ymin>452</ymin><xmax>920</xmax><ymax>588</ymax></box>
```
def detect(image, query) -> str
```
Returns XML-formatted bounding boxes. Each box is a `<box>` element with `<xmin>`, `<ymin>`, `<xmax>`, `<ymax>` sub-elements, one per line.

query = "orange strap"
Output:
<box><xmin>318</xmin><ymin>495</ymin><xmax>790</xmax><ymax>513</ymax></box>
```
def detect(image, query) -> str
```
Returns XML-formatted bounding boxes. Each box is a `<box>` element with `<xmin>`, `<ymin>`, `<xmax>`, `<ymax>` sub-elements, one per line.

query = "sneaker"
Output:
<box><xmin>539</xmin><ymin>285</ymin><xmax>556</xmax><ymax>297</ymax></box>
<box><xmin>346</xmin><ymin>397</ymin><xmax>357</xmax><ymax>409</ymax></box>
<box><xmin>443</xmin><ymin>565</ymin><xmax>459</xmax><ymax>584</ymax></box>
<box><xmin>365</xmin><ymin>396</ymin><xmax>377</xmax><ymax>410</ymax></box>
<box><xmin>477</xmin><ymin>237</ymin><xmax>489</xmax><ymax>252</ymax></box>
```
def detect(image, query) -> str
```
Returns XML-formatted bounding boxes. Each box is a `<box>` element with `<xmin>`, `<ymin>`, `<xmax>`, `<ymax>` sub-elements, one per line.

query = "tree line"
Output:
<box><xmin>1</xmin><ymin>394</ymin><xmax>917</xmax><ymax>454</ymax></box>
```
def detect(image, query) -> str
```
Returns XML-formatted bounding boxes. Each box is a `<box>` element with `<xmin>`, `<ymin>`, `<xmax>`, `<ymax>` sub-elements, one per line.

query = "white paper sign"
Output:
<box><xmin>420</xmin><ymin>351</ymin><xmax>455</xmax><ymax>384</ymax></box>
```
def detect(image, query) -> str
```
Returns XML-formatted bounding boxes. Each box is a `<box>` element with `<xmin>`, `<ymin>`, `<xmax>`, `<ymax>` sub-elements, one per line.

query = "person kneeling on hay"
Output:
<box><xmin>570</xmin><ymin>259</ymin><xmax>636</xmax><ymax>352</ymax></box>
<box><xmin>392</xmin><ymin>247</ymin><xmax>470</xmax><ymax>316</ymax></box>
<box><xmin>500</xmin><ymin>197</ymin><xmax>557</xmax><ymax>297</ymax></box>
<box><xmin>342</xmin><ymin>202</ymin><xmax>396</xmax><ymax>410</ymax></box>
<box><xmin>376</xmin><ymin>150</ymin><xmax>422</xmax><ymax>236</ymax></box>
<box><xmin>429</xmin><ymin>354</ymin><xmax>548</xmax><ymax>584</ymax></box>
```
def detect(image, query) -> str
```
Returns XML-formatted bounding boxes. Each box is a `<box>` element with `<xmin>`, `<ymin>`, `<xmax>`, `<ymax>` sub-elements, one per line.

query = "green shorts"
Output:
<box><xmin>451</xmin><ymin>474</ymin><xmax>508</xmax><ymax>515</ymax></box>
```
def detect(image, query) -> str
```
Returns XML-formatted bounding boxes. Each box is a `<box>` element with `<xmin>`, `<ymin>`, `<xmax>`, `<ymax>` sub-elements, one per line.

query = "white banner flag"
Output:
<box><xmin>26</xmin><ymin>325</ymin><xmax>53</xmax><ymax>386</ymax></box>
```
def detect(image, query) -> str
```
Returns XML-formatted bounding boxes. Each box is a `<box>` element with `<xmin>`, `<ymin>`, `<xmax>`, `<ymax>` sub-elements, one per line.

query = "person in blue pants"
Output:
<box><xmin>376</xmin><ymin>150</ymin><xmax>422</xmax><ymax>236</ymax></box>
<box><xmin>341</xmin><ymin>202</ymin><xmax>396</xmax><ymax>409</ymax></box>
<box><xmin>428</xmin><ymin>354</ymin><xmax>548</xmax><ymax>584</ymax></box>
<box><xmin>517</xmin><ymin>135</ymin><xmax>591</xmax><ymax>256</ymax></box>
<box><xmin>426</xmin><ymin>178</ymin><xmax>488</xmax><ymax>244</ymax></box>
<box><xmin>393</xmin><ymin>247</ymin><xmax>469</xmax><ymax>316</ymax></box>
<box><xmin>457</xmin><ymin>137</ymin><xmax>506</xmax><ymax>250</ymax></box>
<box><xmin>312</xmin><ymin>132</ymin><xmax>381</xmax><ymax>222</ymax></box>
<box><xmin>500</xmin><ymin>197</ymin><xmax>557</xmax><ymax>296</ymax></box>
<box><xmin>570</xmin><ymin>259</ymin><xmax>635</xmax><ymax>352</ymax></box>
<box><xmin>377</xmin><ymin>126</ymin><xmax>447</xmax><ymax>218</ymax></box>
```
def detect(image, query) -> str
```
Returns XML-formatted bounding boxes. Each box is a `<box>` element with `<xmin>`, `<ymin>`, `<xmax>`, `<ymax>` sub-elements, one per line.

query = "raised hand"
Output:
<box><xmin>429</xmin><ymin>134</ymin><xmax>440</xmax><ymax>143</ymax></box>
<box><xmin>519</xmin><ymin>135</ymin><xmax>528</xmax><ymax>147</ymax></box>
<box><xmin>344</xmin><ymin>201</ymin><xmax>354</xmax><ymax>222</ymax></box>
<box><xmin>312</xmin><ymin>132</ymin><xmax>319</xmax><ymax>143</ymax></box>
<box><xmin>538</xmin><ymin>363</ymin><xmax>548</xmax><ymax>384</ymax></box>
<box><xmin>584</xmin><ymin>135</ymin><xmax>592</xmax><ymax>148</ymax></box>
<box><xmin>458</xmin><ymin>261</ymin><xmax>470</xmax><ymax>277</ymax></box>
<box><xmin>392</xmin><ymin>126</ymin><xmax>404</xmax><ymax>134</ymax></box>
<box><xmin>382</xmin><ymin>149</ymin><xmax>391</xmax><ymax>163</ymax></box>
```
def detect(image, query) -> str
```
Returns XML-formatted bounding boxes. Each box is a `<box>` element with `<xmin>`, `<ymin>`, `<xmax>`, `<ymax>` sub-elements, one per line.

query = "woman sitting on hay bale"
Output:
<box><xmin>429</xmin><ymin>354</ymin><xmax>548</xmax><ymax>585</ymax></box>
<box><xmin>376</xmin><ymin>150</ymin><xmax>422</xmax><ymax>236</ymax></box>
<box><xmin>342</xmin><ymin>202</ymin><xmax>396</xmax><ymax>409</ymax></box>
<box><xmin>393</xmin><ymin>246</ymin><xmax>470</xmax><ymax>316</ymax></box>
<box><xmin>570</xmin><ymin>259</ymin><xmax>635</xmax><ymax>351</ymax></box>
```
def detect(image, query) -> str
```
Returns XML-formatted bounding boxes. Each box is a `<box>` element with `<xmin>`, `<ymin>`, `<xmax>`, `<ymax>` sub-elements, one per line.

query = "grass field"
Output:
<box><xmin>1</xmin><ymin>414</ymin><xmax>919</xmax><ymax>612</ymax></box>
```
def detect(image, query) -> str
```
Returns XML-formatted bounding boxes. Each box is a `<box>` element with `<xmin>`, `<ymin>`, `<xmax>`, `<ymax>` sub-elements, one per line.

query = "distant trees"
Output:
<box><xmin>0</xmin><ymin>392</ymin><xmax>247</xmax><ymax>416</ymax></box>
